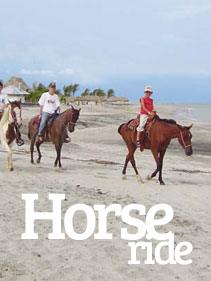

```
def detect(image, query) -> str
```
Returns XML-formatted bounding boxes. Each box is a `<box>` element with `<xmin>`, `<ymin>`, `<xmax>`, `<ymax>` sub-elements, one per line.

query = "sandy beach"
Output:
<box><xmin>0</xmin><ymin>103</ymin><xmax>211</xmax><ymax>281</ymax></box>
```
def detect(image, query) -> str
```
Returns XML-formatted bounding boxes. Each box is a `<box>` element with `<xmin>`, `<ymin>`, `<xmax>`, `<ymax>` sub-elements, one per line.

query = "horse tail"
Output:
<box><xmin>118</xmin><ymin>123</ymin><xmax>125</xmax><ymax>135</ymax></box>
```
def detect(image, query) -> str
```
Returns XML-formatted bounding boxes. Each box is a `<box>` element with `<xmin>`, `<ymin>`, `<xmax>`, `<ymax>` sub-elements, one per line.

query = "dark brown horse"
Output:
<box><xmin>0</xmin><ymin>100</ymin><xmax>23</xmax><ymax>171</ymax></box>
<box><xmin>118</xmin><ymin>116</ymin><xmax>193</xmax><ymax>185</ymax></box>
<box><xmin>28</xmin><ymin>106</ymin><xmax>80</xmax><ymax>167</ymax></box>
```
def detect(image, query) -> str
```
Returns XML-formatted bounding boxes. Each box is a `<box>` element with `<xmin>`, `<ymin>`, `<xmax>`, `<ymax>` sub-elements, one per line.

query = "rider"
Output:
<box><xmin>136</xmin><ymin>85</ymin><xmax>154</xmax><ymax>151</ymax></box>
<box><xmin>38</xmin><ymin>82</ymin><xmax>71</xmax><ymax>143</ymax></box>
<box><xmin>37</xmin><ymin>82</ymin><xmax>61</xmax><ymax>141</ymax></box>
<box><xmin>0</xmin><ymin>81</ymin><xmax>9</xmax><ymax>114</ymax></box>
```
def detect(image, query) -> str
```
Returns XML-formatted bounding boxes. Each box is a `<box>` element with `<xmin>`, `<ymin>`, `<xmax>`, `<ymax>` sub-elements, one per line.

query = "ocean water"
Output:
<box><xmin>174</xmin><ymin>103</ymin><xmax>211</xmax><ymax>122</ymax></box>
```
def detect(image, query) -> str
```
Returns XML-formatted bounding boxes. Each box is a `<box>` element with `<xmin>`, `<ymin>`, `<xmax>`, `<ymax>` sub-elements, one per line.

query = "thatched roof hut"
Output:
<box><xmin>107</xmin><ymin>96</ymin><xmax>129</xmax><ymax>103</ymax></box>
<box><xmin>64</xmin><ymin>95</ymin><xmax>129</xmax><ymax>104</ymax></box>
<box><xmin>65</xmin><ymin>95</ymin><xmax>107</xmax><ymax>104</ymax></box>
<box><xmin>4</xmin><ymin>76</ymin><xmax>31</xmax><ymax>92</ymax></box>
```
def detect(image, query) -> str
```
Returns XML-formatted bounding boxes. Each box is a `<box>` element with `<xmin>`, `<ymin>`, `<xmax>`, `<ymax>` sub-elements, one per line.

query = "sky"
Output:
<box><xmin>0</xmin><ymin>0</ymin><xmax>211</xmax><ymax>102</ymax></box>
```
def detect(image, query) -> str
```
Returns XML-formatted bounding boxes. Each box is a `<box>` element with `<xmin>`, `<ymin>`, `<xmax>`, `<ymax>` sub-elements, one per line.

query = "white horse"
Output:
<box><xmin>0</xmin><ymin>101</ymin><xmax>22</xmax><ymax>171</ymax></box>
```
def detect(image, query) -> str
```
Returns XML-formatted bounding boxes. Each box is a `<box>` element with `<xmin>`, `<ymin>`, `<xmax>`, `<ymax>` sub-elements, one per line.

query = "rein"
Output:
<box><xmin>59</xmin><ymin>110</ymin><xmax>77</xmax><ymax>127</ymax></box>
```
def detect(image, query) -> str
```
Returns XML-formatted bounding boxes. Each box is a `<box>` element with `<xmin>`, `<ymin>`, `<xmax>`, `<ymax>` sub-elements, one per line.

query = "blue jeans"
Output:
<box><xmin>38</xmin><ymin>112</ymin><xmax>50</xmax><ymax>135</ymax></box>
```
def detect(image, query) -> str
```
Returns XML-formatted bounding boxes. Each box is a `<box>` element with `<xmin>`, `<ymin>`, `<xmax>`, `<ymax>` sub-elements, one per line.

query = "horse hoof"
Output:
<box><xmin>122</xmin><ymin>175</ymin><xmax>127</xmax><ymax>180</ymax></box>
<box><xmin>37</xmin><ymin>159</ymin><xmax>40</xmax><ymax>164</ymax></box>
<box><xmin>146</xmin><ymin>175</ymin><xmax>152</xmax><ymax>181</ymax></box>
<box><xmin>137</xmin><ymin>175</ymin><xmax>144</xmax><ymax>183</ymax></box>
<box><xmin>9</xmin><ymin>167</ymin><xmax>13</xmax><ymax>172</ymax></box>
<box><xmin>160</xmin><ymin>181</ymin><xmax>165</xmax><ymax>186</ymax></box>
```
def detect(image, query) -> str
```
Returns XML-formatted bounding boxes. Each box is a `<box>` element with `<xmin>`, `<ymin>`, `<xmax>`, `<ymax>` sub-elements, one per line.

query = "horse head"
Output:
<box><xmin>9</xmin><ymin>100</ymin><xmax>22</xmax><ymax>128</ymax></box>
<box><xmin>68</xmin><ymin>105</ymin><xmax>81</xmax><ymax>132</ymax></box>
<box><xmin>178</xmin><ymin>124</ymin><xmax>193</xmax><ymax>156</ymax></box>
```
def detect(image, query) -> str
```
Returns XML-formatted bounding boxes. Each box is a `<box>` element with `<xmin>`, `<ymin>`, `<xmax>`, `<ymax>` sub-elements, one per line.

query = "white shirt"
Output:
<box><xmin>38</xmin><ymin>92</ymin><xmax>60</xmax><ymax>114</ymax></box>
<box><xmin>0</xmin><ymin>92</ymin><xmax>9</xmax><ymax>111</ymax></box>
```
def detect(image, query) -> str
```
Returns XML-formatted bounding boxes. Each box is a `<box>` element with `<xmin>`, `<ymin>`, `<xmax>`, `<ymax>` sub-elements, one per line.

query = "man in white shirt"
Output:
<box><xmin>0</xmin><ymin>81</ymin><xmax>9</xmax><ymax>113</ymax></box>
<box><xmin>37</xmin><ymin>82</ymin><xmax>60</xmax><ymax>141</ymax></box>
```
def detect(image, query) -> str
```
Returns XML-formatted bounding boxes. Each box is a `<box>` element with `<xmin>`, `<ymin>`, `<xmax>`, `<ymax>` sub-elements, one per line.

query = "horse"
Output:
<box><xmin>28</xmin><ymin>106</ymin><xmax>80</xmax><ymax>167</ymax></box>
<box><xmin>0</xmin><ymin>100</ymin><xmax>23</xmax><ymax>171</ymax></box>
<box><xmin>118</xmin><ymin>116</ymin><xmax>193</xmax><ymax>185</ymax></box>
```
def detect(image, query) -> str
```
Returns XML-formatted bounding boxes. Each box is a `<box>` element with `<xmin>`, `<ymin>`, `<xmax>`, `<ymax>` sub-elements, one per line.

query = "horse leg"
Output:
<box><xmin>129</xmin><ymin>146</ymin><xmax>144</xmax><ymax>183</ymax></box>
<box><xmin>122</xmin><ymin>143</ymin><xmax>140</xmax><ymax>181</ymax></box>
<box><xmin>158</xmin><ymin>150</ymin><xmax>166</xmax><ymax>185</ymax></box>
<box><xmin>147</xmin><ymin>147</ymin><xmax>160</xmax><ymax>181</ymax></box>
<box><xmin>54</xmin><ymin>142</ymin><xmax>62</xmax><ymax>168</ymax></box>
<box><xmin>1</xmin><ymin>139</ymin><xmax>13</xmax><ymax>171</ymax></box>
<box><xmin>36</xmin><ymin>140</ymin><xmax>43</xmax><ymax>163</ymax></box>
<box><xmin>30</xmin><ymin>134</ymin><xmax>36</xmax><ymax>164</ymax></box>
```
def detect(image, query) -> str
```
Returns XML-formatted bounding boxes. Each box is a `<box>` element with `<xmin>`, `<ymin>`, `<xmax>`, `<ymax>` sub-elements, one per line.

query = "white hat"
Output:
<box><xmin>144</xmin><ymin>85</ymin><xmax>153</xmax><ymax>93</ymax></box>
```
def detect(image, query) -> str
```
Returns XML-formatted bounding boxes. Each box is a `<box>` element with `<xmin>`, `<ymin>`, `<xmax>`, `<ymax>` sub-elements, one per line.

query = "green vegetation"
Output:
<box><xmin>26</xmin><ymin>83</ymin><xmax>62</xmax><ymax>103</ymax></box>
<box><xmin>25</xmin><ymin>82</ymin><xmax>116</xmax><ymax>103</ymax></box>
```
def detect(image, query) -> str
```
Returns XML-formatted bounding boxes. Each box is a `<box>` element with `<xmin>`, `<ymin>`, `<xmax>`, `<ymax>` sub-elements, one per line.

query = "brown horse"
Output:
<box><xmin>118</xmin><ymin>116</ymin><xmax>193</xmax><ymax>185</ymax></box>
<box><xmin>28</xmin><ymin>106</ymin><xmax>80</xmax><ymax>167</ymax></box>
<box><xmin>0</xmin><ymin>100</ymin><xmax>23</xmax><ymax>171</ymax></box>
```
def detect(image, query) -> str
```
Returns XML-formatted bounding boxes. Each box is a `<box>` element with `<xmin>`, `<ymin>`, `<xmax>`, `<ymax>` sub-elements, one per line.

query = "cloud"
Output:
<box><xmin>20</xmin><ymin>69</ymin><xmax>55</xmax><ymax>76</ymax></box>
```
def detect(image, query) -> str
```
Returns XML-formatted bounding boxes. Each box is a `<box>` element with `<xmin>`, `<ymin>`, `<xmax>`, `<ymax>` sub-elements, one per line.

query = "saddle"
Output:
<box><xmin>35</xmin><ymin>113</ymin><xmax>59</xmax><ymax>142</ymax></box>
<box><xmin>127</xmin><ymin>112</ymin><xmax>158</xmax><ymax>133</ymax></box>
<box><xmin>127</xmin><ymin>112</ymin><xmax>158</xmax><ymax>150</ymax></box>
<box><xmin>32</xmin><ymin>113</ymin><xmax>58</xmax><ymax>127</ymax></box>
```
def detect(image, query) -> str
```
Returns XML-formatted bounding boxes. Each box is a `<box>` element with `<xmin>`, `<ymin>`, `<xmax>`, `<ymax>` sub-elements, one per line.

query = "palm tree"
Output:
<box><xmin>63</xmin><ymin>85</ymin><xmax>68</xmax><ymax>96</ymax></box>
<box><xmin>107</xmin><ymin>89</ymin><xmax>115</xmax><ymax>98</ymax></box>
<box><xmin>72</xmin><ymin>83</ymin><xmax>79</xmax><ymax>97</ymax></box>
<box><xmin>95</xmin><ymin>88</ymin><xmax>105</xmax><ymax>97</ymax></box>
<box><xmin>81</xmin><ymin>88</ymin><xmax>90</xmax><ymax>96</ymax></box>
<box><xmin>63</xmin><ymin>85</ymin><xmax>74</xmax><ymax>96</ymax></box>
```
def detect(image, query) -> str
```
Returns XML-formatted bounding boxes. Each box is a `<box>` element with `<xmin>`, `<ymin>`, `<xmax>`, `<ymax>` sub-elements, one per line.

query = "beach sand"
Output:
<box><xmin>0</xmin><ymin>103</ymin><xmax>210</xmax><ymax>281</ymax></box>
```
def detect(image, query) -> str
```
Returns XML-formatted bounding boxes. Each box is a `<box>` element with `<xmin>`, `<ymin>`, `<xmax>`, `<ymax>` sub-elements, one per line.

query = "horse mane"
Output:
<box><xmin>60</xmin><ymin>107</ymin><xmax>78</xmax><ymax>116</ymax></box>
<box><xmin>11</xmin><ymin>100</ymin><xmax>21</xmax><ymax>107</ymax></box>
<box><xmin>157</xmin><ymin>117</ymin><xmax>177</xmax><ymax>125</ymax></box>
<box><xmin>0</xmin><ymin>105</ymin><xmax>10</xmax><ymax>127</ymax></box>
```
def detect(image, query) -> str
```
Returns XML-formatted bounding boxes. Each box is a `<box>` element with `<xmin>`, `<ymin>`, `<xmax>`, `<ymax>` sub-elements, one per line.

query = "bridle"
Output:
<box><xmin>179</xmin><ymin>130</ymin><xmax>192</xmax><ymax>149</ymax></box>
<box><xmin>59</xmin><ymin>109</ymin><xmax>78</xmax><ymax>127</ymax></box>
<box><xmin>10</xmin><ymin>108</ymin><xmax>19</xmax><ymax>126</ymax></box>
<box><xmin>9</xmin><ymin>105</ymin><xmax>24</xmax><ymax>146</ymax></box>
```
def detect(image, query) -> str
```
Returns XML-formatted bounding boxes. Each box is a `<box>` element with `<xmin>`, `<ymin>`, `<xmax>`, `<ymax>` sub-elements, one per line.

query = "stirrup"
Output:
<box><xmin>16</xmin><ymin>138</ymin><xmax>24</xmax><ymax>146</ymax></box>
<box><xmin>64</xmin><ymin>137</ymin><xmax>71</xmax><ymax>143</ymax></box>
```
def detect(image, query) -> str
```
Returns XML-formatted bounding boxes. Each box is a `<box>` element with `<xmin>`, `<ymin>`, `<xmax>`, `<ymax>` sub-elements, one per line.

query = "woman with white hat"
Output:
<box><xmin>136</xmin><ymin>85</ymin><xmax>154</xmax><ymax>151</ymax></box>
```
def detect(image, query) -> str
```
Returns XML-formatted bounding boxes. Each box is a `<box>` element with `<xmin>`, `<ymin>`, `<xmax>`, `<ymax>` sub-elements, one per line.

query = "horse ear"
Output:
<box><xmin>71</xmin><ymin>105</ymin><xmax>74</xmax><ymax>109</ymax></box>
<box><xmin>8</xmin><ymin>100</ymin><xmax>11</xmax><ymax>104</ymax></box>
<box><xmin>79</xmin><ymin>108</ymin><xmax>81</xmax><ymax>112</ymax></box>
<box><xmin>187</xmin><ymin>124</ymin><xmax>193</xmax><ymax>130</ymax></box>
<box><xmin>19</xmin><ymin>99</ymin><xmax>21</xmax><ymax>104</ymax></box>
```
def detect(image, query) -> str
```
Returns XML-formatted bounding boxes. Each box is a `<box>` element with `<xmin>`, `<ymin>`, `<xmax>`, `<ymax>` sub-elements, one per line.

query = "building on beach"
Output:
<box><xmin>3</xmin><ymin>77</ymin><xmax>30</xmax><ymax>103</ymax></box>
<box><xmin>2</xmin><ymin>85</ymin><xmax>30</xmax><ymax>103</ymax></box>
